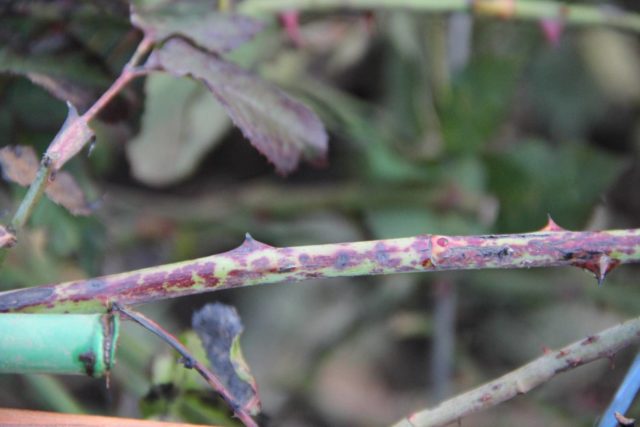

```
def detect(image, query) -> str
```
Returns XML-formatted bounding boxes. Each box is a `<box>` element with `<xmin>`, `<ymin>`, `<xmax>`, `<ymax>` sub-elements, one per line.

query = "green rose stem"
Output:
<box><xmin>1</xmin><ymin>219</ymin><xmax>639</xmax><ymax>314</ymax></box>
<box><xmin>239</xmin><ymin>0</ymin><xmax>640</xmax><ymax>33</ymax></box>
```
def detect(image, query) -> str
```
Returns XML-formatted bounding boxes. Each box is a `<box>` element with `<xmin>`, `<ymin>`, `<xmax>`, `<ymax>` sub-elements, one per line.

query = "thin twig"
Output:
<box><xmin>392</xmin><ymin>315</ymin><xmax>640</xmax><ymax>427</ymax></box>
<box><xmin>112</xmin><ymin>304</ymin><xmax>258</xmax><ymax>427</ymax></box>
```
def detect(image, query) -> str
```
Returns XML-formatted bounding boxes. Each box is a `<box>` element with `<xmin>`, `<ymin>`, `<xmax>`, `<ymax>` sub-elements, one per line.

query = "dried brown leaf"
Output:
<box><xmin>0</xmin><ymin>145</ymin><xmax>39</xmax><ymax>186</ymax></box>
<box><xmin>0</xmin><ymin>145</ymin><xmax>92</xmax><ymax>216</ymax></box>
<box><xmin>0</xmin><ymin>226</ymin><xmax>17</xmax><ymax>249</ymax></box>
<box><xmin>45</xmin><ymin>172</ymin><xmax>93</xmax><ymax>216</ymax></box>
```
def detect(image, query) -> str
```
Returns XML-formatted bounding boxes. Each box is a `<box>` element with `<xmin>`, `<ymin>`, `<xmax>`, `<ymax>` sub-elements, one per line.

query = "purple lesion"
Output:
<box><xmin>195</xmin><ymin>261</ymin><xmax>219</xmax><ymax>287</ymax></box>
<box><xmin>250</xmin><ymin>256</ymin><xmax>270</xmax><ymax>271</ymax></box>
<box><xmin>370</xmin><ymin>243</ymin><xmax>403</xmax><ymax>270</ymax></box>
<box><xmin>166</xmin><ymin>268</ymin><xmax>195</xmax><ymax>288</ymax></box>
<box><xmin>334</xmin><ymin>251</ymin><xmax>352</xmax><ymax>269</ymax></box>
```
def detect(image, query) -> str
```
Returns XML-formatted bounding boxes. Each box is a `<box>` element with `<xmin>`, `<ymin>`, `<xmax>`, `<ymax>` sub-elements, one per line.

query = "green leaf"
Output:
<box><xmin>149</xmin><ymin>39</ymin><xmax>328</xmax><ymax>174</ymax></box>
<box><xmin>127</xmin><ymin>74</ymin><xmax>231</xmax><ymax>186</ymax></box>
<box><xmin>486</xmin><ymin>140</ymin><xmax>623</xmax><ymax>231</ymax></box>
<box><xmin>528</xmin><ymin>44</ymin><xmax>606</xmax><ymax>139</ymax></box>
<box><xmin>441</xmin><ymin>57</ymin><xmax>519</xmax><ymax>154</ymax></box>
<box><xmin>131</xmin><ymin>0</ymin><xmax>264</xmax><ymax>54</ymax></box>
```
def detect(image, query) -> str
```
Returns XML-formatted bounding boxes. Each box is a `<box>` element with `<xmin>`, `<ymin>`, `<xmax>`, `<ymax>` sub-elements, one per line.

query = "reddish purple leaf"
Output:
<box><xmin>131</xmin><ymin>1</ymin><xmax>264</xmax><ymax>54</ymax></box>
<box><xmin>148</xmin><ymin>39</ymin><xmax>328</xmax><ymax>174</ymax></box>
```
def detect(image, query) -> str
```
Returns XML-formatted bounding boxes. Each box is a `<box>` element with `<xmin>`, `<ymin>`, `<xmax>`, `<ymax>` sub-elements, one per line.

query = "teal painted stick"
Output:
<box><xmin>1</xmin><ymin>219</ymin><xmax>639</xmax><ymax>314</ymax></box>
<box><xmin>0</xmin><ymin>313</ymin><xmax>119</xmax><ymax>377</ymax></box>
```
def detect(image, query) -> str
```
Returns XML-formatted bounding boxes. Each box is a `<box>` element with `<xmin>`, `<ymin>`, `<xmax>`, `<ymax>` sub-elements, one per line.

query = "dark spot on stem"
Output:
<box><xmin>87</xmin><ymin>279</ymin><xmax>106</xmax><ymax>291</ymax></box>
<box><xmin>335</xmin><ymin>251</ymin><xmax>350</xmax><ymax>269</ymax></box>
<box><xmin>278</xmin><ymin>264</ymin><xmax>296</xmax><ymax>273</ymax></box>
<box><xmin>79</xmin><ymin>351</ymin><xmax>96</xmax><ymax>377</ymax></box>
<box><xmin>497</xmin><ymin>247</ymin><xmax>513</xmax><ymax>259</ymax></box>
<box><xmin>375</xmin><ymin>247</ymin><xmax>390</xmax><ymax>264</ymax></box>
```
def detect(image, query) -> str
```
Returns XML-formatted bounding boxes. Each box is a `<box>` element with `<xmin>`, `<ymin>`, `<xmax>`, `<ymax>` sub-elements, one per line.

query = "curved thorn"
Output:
<box><xmin>540</xmin><ymin>214</ymin><xmax>566</xmax><ymax>232</ymax></box>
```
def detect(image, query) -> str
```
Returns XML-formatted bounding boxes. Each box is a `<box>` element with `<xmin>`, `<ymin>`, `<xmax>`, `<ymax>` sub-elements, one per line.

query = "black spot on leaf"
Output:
<box><xmin>192</xmin><ymin>303</ymin><xmax>261</xmax><ymax>416</ymax></box>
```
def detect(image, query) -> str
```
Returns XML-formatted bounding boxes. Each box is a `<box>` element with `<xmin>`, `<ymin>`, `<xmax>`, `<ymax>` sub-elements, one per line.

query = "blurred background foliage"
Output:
<box><xmin>1</xmin><ymin>1</ymin><xmax>640</xmax><ymax>426</ymax></box>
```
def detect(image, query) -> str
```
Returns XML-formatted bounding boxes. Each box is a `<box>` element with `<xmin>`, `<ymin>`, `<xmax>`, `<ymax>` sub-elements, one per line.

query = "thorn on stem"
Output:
<box><xmin>540</xmin><ymin>215</ymin><xmax>565</xmax><ymax>232</ymax></box>
<box><xmin>229</xmin><ymin>233</ymin><xmax>273</xmax><ymax>255</ymax></box>
<box><xmin>572</xmin><ymin>254</ymin><xmax>620</xmax><ymax>287</ymax></box>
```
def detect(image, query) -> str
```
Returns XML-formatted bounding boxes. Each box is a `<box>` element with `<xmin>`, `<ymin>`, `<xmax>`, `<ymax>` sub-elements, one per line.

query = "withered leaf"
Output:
<box><xmin>0</xmin><ymin>145</ymin><xmax>93</xmax><ymax>216</ymax></box>
<box><xmin>0</xmin><ymin>226</ymin><xmax>17</xmax><ymax>249</ymax></box>
<box><xmin>192</xmin><ymin>303</ymin><xmax>261</xmax><ymax>417</ymax></box>
<box><xmin>0</xmin><ymin>145</ymin><xmax>38</xmax><ymax>186</ymax></box>
<box><xmin>47</xmin><ymin>172</ymin><xmax>94</xmax><ymax>216</ymax></box>
<box><xmin>131</xmin><ymin>0</ymin><xmax>264</xmax><ymax>54</ymax></box>
<box><xmin>149</xmin><ymin>39</ymin><xmax>328</xmax><ymax>174</ymax></box>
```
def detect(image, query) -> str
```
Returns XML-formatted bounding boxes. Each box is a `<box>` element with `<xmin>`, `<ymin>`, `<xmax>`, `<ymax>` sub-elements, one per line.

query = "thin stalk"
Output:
<box><xmin>1</xmin><ymin>219</ymin><xmax>639</xmax><ymax>314</ymax></box>
<box><xmin>239</xmin><ymin>0</ymin><xmax>640</xmax><ymax>33</ymax></box>
<box><xmin>391</xmin><ymin>313</ymin><xmax>640</xmax><ymax>427</ymax></box>
<box><xmin>11</xmin><ymin>158</ymin><xmax>53</xmax><ymax>230</ymax></box>
<box><xmin>113</xmin><ymin>304</ymin><xmax>258</xmax><ymax>427</ymax></box>
<box><xmin>0</xmin><ymin>159</ymin><xmax>54</xmax><ymax>266</ymax></box>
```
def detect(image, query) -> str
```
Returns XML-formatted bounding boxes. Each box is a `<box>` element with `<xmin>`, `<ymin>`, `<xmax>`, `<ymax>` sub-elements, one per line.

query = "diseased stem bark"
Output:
<box><xmin>1</xmin><ymin>222</ymin><xmax>639</xmax><ymax>314</ymax></box>
<box><xmin>391</xmin><ymin>315</ymin><xmax>640</xmax><ymax>427</ymax></box>
<box><xmin>239</xmin><ymin>0</ymin><xmax>640</xmax><ymax>33</ymax></box>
